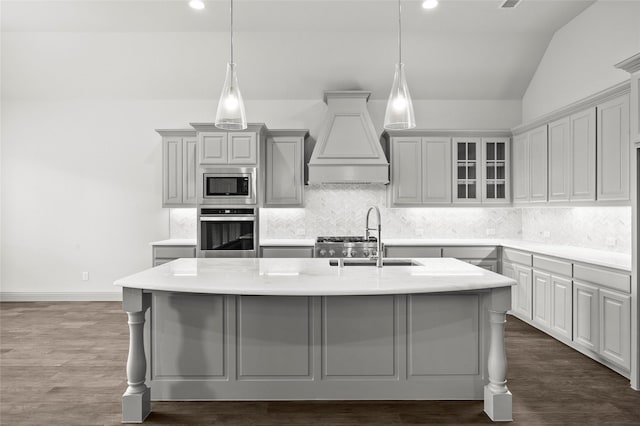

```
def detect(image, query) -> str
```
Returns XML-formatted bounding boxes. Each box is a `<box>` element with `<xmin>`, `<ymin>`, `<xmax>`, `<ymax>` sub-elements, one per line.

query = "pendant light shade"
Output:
<box><xmin>215</xmin><ymin>0</ymin><xmax>247</xmax><ymax>130</ymax></box>
<box><xmin>384</xmin><ymin>0</ymin><xmax>416</xmax><ymax>130</ymax></box>
<box><xmin>215</xmin><ymin>62</ymin><xmax>247</xmax><ymax>130</ymax></box>
<box><xmin>384</xmin><ymin>63</ymin><xmax>415</xmax><ymax>130</ymax></box>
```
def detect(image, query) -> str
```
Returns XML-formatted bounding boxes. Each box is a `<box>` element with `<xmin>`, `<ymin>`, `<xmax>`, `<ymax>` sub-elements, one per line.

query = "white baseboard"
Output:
<box><xmin>0</xmin><ymin>292</ymin><xmax>122</xmax><ymax>302</ymax></box>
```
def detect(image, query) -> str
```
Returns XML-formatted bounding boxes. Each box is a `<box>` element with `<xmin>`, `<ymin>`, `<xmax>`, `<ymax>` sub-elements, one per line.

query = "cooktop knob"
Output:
<box><xmin>350</xmin><ymin>250</ymin><xmax>357</xmax><ymax>257</ymax></box>
<box><xmin>342</xmin><ymin>249</ymin><xmax>348</xmax><ymax>257</ymax></box>
<box><xmin>328</xmin><ymin>249</ymin><xmax>335</xmax><ymax>257</ymax></box>
<box><xmin>363</xmin><ymin>249</ymin><xmax>370</xmax><ymax>257</ymax></box>
<box><xmin>319</xmin><ymin>249</ymin><xmax>326</xmax><ymax>257</ymax></box>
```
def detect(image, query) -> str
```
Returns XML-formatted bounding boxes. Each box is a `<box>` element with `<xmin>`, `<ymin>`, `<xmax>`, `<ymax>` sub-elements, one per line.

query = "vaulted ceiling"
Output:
<box><xmin>1</xmin><ymin>0</ymin><xmax>596</xmax><ymax>101</ymax></box>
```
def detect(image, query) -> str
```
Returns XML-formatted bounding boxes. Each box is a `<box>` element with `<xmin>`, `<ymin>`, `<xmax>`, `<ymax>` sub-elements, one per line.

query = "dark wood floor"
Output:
<box><xmin>1</xmin><ymin>302</ymin><xmax>639</xmax><ymax>425</ymax></box>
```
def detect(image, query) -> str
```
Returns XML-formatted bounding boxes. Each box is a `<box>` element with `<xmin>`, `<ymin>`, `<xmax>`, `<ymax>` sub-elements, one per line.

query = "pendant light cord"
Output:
<box><xmin>230</xmin><ymin>0</ymin><xmax>234</xmax><ymax>64</ymax></box>
<box><xmin>397</xmin><ymin>0</ymin><xmax>402</xmax><ymax>65</ymax></box>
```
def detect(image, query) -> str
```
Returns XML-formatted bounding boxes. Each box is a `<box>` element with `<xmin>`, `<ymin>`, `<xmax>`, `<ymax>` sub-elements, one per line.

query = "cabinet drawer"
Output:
<box><xmin>502</xmin><ymin>248</ymin><xmax>532</xmax><ymax>266</ymax></box>
<box><xmin>261</xmin><ymin>246</ymin><xmax>314</xmax><ymax>258</ymax></box>
<box><xmin>154</xmin><ymin>246</ymin><xmax>196</xmax><ymax>259</ymax></box>
<box><xmin>532</xmin><ymin>255</ymin><xmax>572</xmax><ymax>277</ymax></box>
<box><xmin>385</xmin><ymin>246</ymin><xmax>441</xmax><ymax>258</ymax></box>
<box><xmin>442</xmin><ymin>246</ymin><xmax>497</xmax><ymax>259</ymax></box>
<box><xmin>573</xmin><ymin>264</ymin><xmax>630</xmax><ymax>294</ymax></box>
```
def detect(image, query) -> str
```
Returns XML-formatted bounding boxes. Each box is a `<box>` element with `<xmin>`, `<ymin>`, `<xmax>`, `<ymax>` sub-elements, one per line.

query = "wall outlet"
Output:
<box><xmin>82</xmin><ymin>272</ymin><xmax>89</xmax><ymax>281</ymax></box>
<box><xmin>486</xmin><ymin>228</ymin><xmax>496</xmax><ymax>236</ymax></box>
<box><xmin>542</xmin><ymin>230</ymin><xmax>551</xmax><ymax>238</ymax></box>
<box><xmin>606</xmin><ymin>237</ymin><xmax>616</xmax><ymax>247</ymax></box>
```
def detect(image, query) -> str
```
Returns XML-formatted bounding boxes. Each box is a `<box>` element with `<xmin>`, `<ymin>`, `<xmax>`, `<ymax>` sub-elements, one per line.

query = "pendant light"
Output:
<box><xmin>215</xmin><ymin>0</ymin><xmax>247</xmax><ymax>130</ymax></box>
<box><xmin>383</xmin><ymin>0</ymin><xmax>416</xmax><ymax>130</ymax></box>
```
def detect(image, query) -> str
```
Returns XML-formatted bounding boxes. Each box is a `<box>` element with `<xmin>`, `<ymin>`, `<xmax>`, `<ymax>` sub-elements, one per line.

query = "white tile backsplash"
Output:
<box><xmin>520</xmin><ymin>206</ymin><xmax>631</xmax><ymax>254</ymax></box>
<box><xmin>168</xmin><ymin>187</ymin><xmax>632</xmax><ymax>254</ymax></box>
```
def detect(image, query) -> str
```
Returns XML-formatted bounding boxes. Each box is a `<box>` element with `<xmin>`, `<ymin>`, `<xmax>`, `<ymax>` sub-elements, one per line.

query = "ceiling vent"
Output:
<box><xmin>499</xmin><ymin>0</ymin><xmax>521</xmax><ymax>9</ymax></box>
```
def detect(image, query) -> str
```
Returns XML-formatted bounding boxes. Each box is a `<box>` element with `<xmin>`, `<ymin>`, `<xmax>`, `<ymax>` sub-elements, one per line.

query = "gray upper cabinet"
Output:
<box><xmin>192</xmin><ymin>123</ymin><xmax>265</xmax><ymax>166</ymax></box>
<box><xmin>158</xmin><ymin>129</ymin><xmax>198</xmax><ymax>207</ymax></box>
<box><xmin>548</xmin><ymin>108</ymin><xmax>596</xmax><ymax>202</ymax></box>
<box><xmin>529</xmin><ymin>125</ymin><xmax>548</xmax><ymax>203</ymax></box>
<box><xmin>481</xmin><ymin>137</ymin><xmax>510</xmax><ymax>203</ymax></box>
<box><xmin>389</xmin><ymin>136</ymin><xmax>451</xmax><ymax>206</ymax></box>
<box><xmin>453</xmin><ymin>137</ymin><xmax>480</xmax><ymax>203</ymax></box>
<box><xmin>596</xmin><ymin>94</ymin><xmax>630</xmax><ymax>201</ymax></box>
<box><xmin>513</xmin><ymin>125</ymin><xmax>547</xmax><ymax>204</ymax></box>
<box><xmin>265</xmin><ymin>130</ymin><xmax>307</xmax><ymax>207</ymax></box>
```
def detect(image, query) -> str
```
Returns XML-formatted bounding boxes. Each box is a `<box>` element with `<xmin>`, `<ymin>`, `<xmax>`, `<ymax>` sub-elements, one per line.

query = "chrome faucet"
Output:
<box><xmin>365</xmin><ymin>206</ymin><xmax>383</xmax><ymax>268</ymax></box>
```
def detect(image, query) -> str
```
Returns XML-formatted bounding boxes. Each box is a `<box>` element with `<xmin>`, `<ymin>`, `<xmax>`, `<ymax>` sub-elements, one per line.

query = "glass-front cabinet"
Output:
<box><xmin>453</xmin><ymin>136</ymin><xmax>510</xmax><ymax>204</ymax></box>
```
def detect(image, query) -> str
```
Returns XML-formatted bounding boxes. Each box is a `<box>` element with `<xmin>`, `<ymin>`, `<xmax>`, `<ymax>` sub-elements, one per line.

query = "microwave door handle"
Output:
<box><xmin>199</xmin><ymin>217</ymin><xmax>255</xmax><ymax>222</ymax></box>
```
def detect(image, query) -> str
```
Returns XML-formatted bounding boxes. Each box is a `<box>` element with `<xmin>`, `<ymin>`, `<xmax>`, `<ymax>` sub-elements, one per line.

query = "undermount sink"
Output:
<box><xmin>329</xmin><ymin>258</ymin><xmax>418</xmax><ymax>267</ymax></box>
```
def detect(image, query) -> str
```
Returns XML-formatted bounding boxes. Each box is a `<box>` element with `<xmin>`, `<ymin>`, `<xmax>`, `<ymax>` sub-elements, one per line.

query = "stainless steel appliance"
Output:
<box><xmin>198</xmin><ymin>207</ymin><xmax>258</xmax><ymax>258</ymax></box>
<box><xmin>201</xmin><ymin>168</ymin><xmax>257</xmax><ymax>205</ymax></box>
<box><xmin>314</xmin><ymin>236</ymin><xmax>380</xmax><ymax>258</ymax></box>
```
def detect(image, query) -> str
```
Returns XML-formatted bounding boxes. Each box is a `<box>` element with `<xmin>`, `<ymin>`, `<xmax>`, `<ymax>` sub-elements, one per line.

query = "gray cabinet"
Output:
<box><xmin>513</xmin><ymin>125</ymin><xmax>547</xmax><ymax>204</ymax></box>
<box><xmin>260</xmin><ymin>246</ymin><xmax>314</xmax><ymax>258</ymax></box>
<box><xmin>152</xmin><ymin>244</ymin><xmax>197</xmax><ymax>266</ymax></box>
<box><xmin>596</xmin><ymin>94</ymin><xmax>630</xmax><ymax>201</ymax></box>
<box><xmin>531</xmin><ymin>255</ymin><xmax>573</xmax><ymax>341</ymax></box>
<box><xmin>532</xmin><ymin>270</ymin><xmax>552</xmax><ymax>330</ymax></box>
<box><xmin>452</xmin><ymin>137</ymin><xmax>480</xmax><ymax>203</ymax></box>
<box><xmin>481</xmin><ymin>137</ymin><xmax>510</xmax><ymax>203</ymax></box>
<box><xmin>158</xmin><ymin>130</ymin><xmax>198</xmax><ymax>207</ymax></box>
<box><xmin>390</xmin><ymin>136</ymin><xmax>451</xmax><ymax>206</ymax></box>
<box><xmin>502</xmin><ymin>248</ymin><xmax>533</xmax><ymax>321</ymax></box>
<box><xmin>265</xmin><ymin>130</ymin><xmax>307</xmax><ymax>207</ymax></box>
<box><xmin>599</xmin><ymin>288</ymin><xmax>631</xmax><ymax>370</ymax></box>
<box><xmin>192</xmin><ymin>123</ymin><xmax>265</xmax><ymax>166</ymax></box>
<box><xmin>548</xmin><ymin>109</ymin><xmax>596</xmax><ymax>202</ymax></box>
<box><xmin>573</xmin><ymin>280</ymin><xmax>599</xmax><ymax>352</ymax></box>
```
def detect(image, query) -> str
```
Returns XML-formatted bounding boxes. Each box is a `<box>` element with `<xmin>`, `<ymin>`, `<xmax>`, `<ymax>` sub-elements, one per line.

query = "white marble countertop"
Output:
<box><xmin>150</xmin><ymin>239</ymin><xmax>197</xmax><ymax>246</ymax></box>
<box><xmin>115</xmin><ymin>257</ymin><xmax>515</xmax><ymax>296</ymax></box>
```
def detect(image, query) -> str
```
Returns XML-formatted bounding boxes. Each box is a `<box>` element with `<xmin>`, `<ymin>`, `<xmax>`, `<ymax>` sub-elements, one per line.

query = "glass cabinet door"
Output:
<box><xmin>453</xmin><ymin>138</ymin><xmax>481</xmax><ymax>202</ymax></box>
<box><xmin>482</xmin><ymin>137</ymin><xmax>510</xmax><ymax>202</ymax></box>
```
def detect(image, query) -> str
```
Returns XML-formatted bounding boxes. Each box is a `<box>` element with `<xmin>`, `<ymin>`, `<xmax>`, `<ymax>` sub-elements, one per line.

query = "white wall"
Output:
<box><xmin>522</xmin><ymin>0</ymin><xmax>640</xmax><ymax>122</ymax></box>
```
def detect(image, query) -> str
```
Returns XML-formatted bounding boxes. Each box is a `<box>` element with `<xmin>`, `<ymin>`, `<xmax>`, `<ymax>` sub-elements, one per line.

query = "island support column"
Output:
<box><xmin>484</xmin><ymin>286</ymin><xmax>512</xmax><ymax>422</ymax></box>
<box><xmin>122</xmin><ymin>287</ymin><xmax>151</xmax><ymax>423</ymax></box>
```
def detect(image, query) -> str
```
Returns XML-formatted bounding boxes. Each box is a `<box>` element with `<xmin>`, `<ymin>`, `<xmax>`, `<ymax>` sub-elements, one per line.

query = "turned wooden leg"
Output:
<box><xmin>122</xmin><ymin>288</ymin><xmax>151</xmax><ymax>423</ymax></box>
<box><xmin>484</xmin><ymin>308</ymin><xmax>512</xmax><ymax>422</ymax></box>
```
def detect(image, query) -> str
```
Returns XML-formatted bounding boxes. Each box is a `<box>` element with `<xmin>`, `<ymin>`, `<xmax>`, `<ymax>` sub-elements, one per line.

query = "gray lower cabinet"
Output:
<box><xmin>531</xmin><ymin>255</ymin><xmax>573</xmax><ymax>341</ymax></box>
<box><xmin>152</xmin><ymin>245</ymin><xmax>196</xmax><ymax>266</ymax></box>
<box><xmin>596</xmin><ymin>94</ymin><xmax>630</xmax><ymax>201</ymax></box>
<box><xmin>265</xmin><ymin>130</ymin><xmax>308</xmax><ymax>207</ymax></box>
<box><xmin>260</xmin><ymin>246</ymin><xmax>314</xmax><ymax>258</ymax></box>
<box><xmin>158</xmin><ymin>130</ymin><xmax>198</xmax><ymax>207</ymax></box>
<box><xmin>502</xmin><ymin>248</ymin><xmax>533</xmax><ymax>321</ymax></box>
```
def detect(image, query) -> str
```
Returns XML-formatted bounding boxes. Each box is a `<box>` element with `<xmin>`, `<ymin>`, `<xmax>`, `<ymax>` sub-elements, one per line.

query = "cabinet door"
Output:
<box><xmin>163</xmin><ymin>137</ymin><xmax>183</xmax><ymax>205</ymax></box>
<box><xmin>422</xmin><ymin>137</ymin><xmax>451</xmax><ymax>204</ymax></box>
<box><xmin>481</xmin><ymin>137</ymin><xmax>510</xmax><ymax>203</ymax></box>
<box><xmin>391</xmin><ymin>137</ymin><xmax>423</xmax><ymax>205</ymax></box>
<box><xmin>200</xmin><ymin>132</ymin><xmax>228</xmax><ymax>164</ymax></box>
<box><xmin>453</xmin><ymin>138</ymin><xmax>481</xmax><ymax>203</ymax></box>
<box><xmin>599</xmin><ymin>288</ymin><xmax>631</xmax><ymax>370</ymax></box>
<box><xmin>529</xmin><ymin>125</ymin><xmax>548</xmax><ymax>203</ymax></box>
<box><xmin>266</xmin><ymin>136</ymin><xmax>303</xmax><ymax>207</ymax></box>
<box><xmin>532</xmin><ymin>271</ymin><xmax>551</xmax><ymax>330</ymax></box>
<box><xmin>548</xmin><ymin>117</ymin><xmax>570</xmax><ymax>202</ymax></box>
<box><xmin>570</xmin><ymin>108</ymin><xmax>596</xmax><ymax>201</ymax></box>
<box><xmin>228</xmin><ymin>132</ymin><xmax>258</xmax><ymax>165</ymax></box>
<box><xmin>182</xmin><ymin>137</ymin><xmax>198</xmax><ymax>205</ymax></box>
<box><xmin>512</xmin><ymin>133</ymin><xmax>529</xmax><ymax>203</ymax></box>
<box><xmin>502</xmin><ymin>262</ymin><xmax>517</xmax><ymax>314</ymax></box>
<box><xmin>597</xmin><ymin>94</ymin><xmax>630</xmax><ymax>201</ymax></box>
<box><xmin>514</xmin><ymin>265</ymin><xmax>533</xmax><ymax>321</ymax></box>
<box><xmin>631</xmin><ymin>72</ymin><xmax>640</xmax><ymax>144</ymax></box>
<box><xmin>550</xmin><ymin>275</ymin><xmax>572</xmax><ymax>341</ymax></box>
<box><xmin>573</xmin><ymin>281</ymin><xmax>599</xmax><ymax>352</ymax></box>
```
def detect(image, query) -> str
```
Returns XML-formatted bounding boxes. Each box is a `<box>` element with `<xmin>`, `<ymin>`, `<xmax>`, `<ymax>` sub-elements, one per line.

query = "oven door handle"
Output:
<box><xmin>199</xmin><ymin>217</ymin><xmax>255</xmax><ymax>222</ymax></box>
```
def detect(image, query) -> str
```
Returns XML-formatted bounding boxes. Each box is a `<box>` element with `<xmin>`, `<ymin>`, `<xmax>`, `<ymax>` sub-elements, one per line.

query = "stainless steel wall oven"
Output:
<box><xmin>198</xmin><ymin>207</ymin><xmax>258</xmax><ymax>258</ymax></box>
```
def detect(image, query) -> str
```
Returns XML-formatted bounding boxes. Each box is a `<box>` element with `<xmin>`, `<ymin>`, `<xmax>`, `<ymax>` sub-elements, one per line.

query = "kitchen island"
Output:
<box><xmin>115</xmin><ymin>257</ymin><xmax>515</xmax><ymax>423</ymax></box>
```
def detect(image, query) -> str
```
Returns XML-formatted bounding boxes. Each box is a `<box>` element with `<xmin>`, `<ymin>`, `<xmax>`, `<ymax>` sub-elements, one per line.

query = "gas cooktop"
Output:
<box><xmin>314</xmin><ymin>236</ymin><xmax>380</xmax><ymax>258</ymax></box>
<box><xmin>316</xmin><ymin>236</ymin><xmax>378</xmax><ymax>243</ymax></box>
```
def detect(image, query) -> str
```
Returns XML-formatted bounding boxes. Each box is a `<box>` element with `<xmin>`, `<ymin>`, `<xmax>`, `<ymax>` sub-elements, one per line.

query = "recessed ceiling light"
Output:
<box><xmin>189</xmin><ymin>0</ymin><xmax>205</xmax><ymax>10</ymax></box>
<box><xmin>422</xmin><ymin>0</ymin><xmax>439</xmax><ymax>10</ymax></box>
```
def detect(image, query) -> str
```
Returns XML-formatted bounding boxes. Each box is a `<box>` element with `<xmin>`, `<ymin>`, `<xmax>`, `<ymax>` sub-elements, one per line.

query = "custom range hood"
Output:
<box><xmin>308</xmin><ymin>91</ymin><xmax>389</xmax><ymax>184</ymax></box>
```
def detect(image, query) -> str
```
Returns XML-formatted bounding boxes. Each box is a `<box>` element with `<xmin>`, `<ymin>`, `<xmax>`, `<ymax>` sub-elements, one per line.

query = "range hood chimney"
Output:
<box><xmin>308</xmin><ymin>91</ymin><xmax>389</xmax><ymax>184</ymax></box>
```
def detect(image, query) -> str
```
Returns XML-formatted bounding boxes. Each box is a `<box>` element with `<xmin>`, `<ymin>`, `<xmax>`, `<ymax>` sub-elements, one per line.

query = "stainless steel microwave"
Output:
<box><xmin>201</xmin><ymin>168</ymin><xmax>257</xmax><ymax>205</ymax></box>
